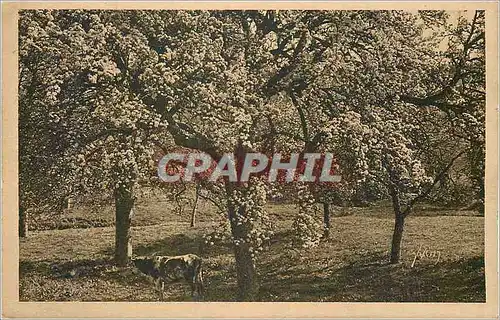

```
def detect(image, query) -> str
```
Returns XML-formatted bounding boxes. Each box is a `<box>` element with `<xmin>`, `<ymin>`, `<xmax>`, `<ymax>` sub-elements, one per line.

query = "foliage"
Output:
<box><xmin>19</xmin><ymin>10</ymin><xmax>172</xmax><ymax>210</ymax></box>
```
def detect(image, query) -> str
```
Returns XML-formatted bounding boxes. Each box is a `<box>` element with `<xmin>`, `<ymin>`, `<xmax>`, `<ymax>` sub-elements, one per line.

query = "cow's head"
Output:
<box><xmin>131</xmin><ymin>256</ymin><xmax>160</xmax><ymax>277</ymax></box>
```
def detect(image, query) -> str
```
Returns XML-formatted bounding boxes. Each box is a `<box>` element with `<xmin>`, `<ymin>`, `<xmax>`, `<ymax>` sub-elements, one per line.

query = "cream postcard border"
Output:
<box><xmin>2</xmin><ymin>2</ymin><xmax>498</xmax><ymax>318</ymax></box>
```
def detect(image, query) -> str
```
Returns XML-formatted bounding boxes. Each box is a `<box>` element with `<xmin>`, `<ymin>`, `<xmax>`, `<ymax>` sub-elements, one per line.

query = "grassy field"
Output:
<box><xmin>20</xmin><ymin>200</ymin><xmax>485</xmax><ymax>302</ymax></box>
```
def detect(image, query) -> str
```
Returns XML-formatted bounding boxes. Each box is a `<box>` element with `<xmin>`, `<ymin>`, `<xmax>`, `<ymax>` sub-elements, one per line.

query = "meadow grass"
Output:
<box><xmin>19</xmin><ymin>201</ymin><xmax>484</xmax><ymax>302</ymax></box>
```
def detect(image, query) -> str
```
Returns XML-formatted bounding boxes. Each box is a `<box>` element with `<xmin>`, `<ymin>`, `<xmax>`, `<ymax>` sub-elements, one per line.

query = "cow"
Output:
<box><xmin>132</xmin><ymin>253</ymin><xmax>204</xmax><ymax>300</ymax></box>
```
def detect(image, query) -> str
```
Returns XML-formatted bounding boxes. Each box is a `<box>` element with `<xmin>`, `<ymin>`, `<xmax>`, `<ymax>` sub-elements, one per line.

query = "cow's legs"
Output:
<box><xmin>155</xmin><ymin>278</ymin><xmax>165</xmax><ymax>301</ymax></box>
<box><xmin>190</xmin><ymin>278</ymin><xmax>196</xmax><ymax>298</ymax></box>
<box><xmin>196</xmin><ymin>282</ymin><xmax>204</xmax><ymax>300</ymax></box>
<box><xmin>195</xmin><ymin>268</ymin><xmax>204</xmax><ymax>300</ymax></box>
<box><xmin>160</xmin><ymin>280</ymin><xmax>165</xmax><ymax>300</ymax></box>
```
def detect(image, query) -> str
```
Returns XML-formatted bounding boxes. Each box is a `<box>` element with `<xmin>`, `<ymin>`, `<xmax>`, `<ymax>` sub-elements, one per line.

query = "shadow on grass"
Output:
<box><xmin>259</xmin><ymin>251</ymin><xmax>485</xmax><ymax>302</ymax></box>
<box><xmin>20</xmin><ymin>251</ymin><xmax>485</xmax><ymax>302</ymax></box>
<box><xmin>20</xmin><ymin>257</ymin><xmax>117</xmax><ymax>279</ymax></box>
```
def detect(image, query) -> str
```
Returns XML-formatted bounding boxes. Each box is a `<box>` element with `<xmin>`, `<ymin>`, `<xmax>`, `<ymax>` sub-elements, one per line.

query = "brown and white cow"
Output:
<box><xmin>132</xmin><ymin>253</ymin><xmax>204</xmax><ymax>300</ymax></box>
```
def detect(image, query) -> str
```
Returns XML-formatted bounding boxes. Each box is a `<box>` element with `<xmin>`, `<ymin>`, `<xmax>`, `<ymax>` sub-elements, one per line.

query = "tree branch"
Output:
<box><xmin>402</xmin><ymin>150</ymin><xmax>465</xmax><ymax>216</ymax></box>
<box><xmin>290</xmin><ymin>91</ymin><xmax>309</xmax><ymax>145</ymax></box>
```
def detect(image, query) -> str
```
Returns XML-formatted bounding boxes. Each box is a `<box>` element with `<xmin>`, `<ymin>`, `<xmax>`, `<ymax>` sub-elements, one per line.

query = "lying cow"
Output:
<box><xmin>132</xmin><ymin>253</ymin><xmax>204</xmax><ymax>300</ymax></box>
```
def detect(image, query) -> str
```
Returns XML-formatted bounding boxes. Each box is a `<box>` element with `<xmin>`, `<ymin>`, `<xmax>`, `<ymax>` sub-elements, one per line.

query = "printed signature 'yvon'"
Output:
<box><xmin>411</xmin><ymin>244</ymin><xmax>441</xmax><ymax>268</ymax></box>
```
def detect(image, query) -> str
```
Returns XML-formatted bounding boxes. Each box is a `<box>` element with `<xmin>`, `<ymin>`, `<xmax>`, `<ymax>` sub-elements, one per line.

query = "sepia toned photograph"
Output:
<box><xmin>2</xmin><ymin>2</ymin><xmax>499</xmax><ymax>318</ymax></box>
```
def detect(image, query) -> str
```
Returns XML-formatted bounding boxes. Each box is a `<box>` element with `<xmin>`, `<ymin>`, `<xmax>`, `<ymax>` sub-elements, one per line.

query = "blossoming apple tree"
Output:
<box><xmin>18</xmin><ymin>10</ymin><xmax>172</xmax><ymax>264</ymax></box>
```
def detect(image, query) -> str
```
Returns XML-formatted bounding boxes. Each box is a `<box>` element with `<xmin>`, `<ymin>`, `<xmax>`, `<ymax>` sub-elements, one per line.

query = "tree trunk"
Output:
<box><xmin>390</xmin><ymin>213</ymin><xmax>405</xmax><ymax>264</ymax></box>
<box><xmin>114</xmin><ymin>185</ymin><xmax>134</xmax><ymax>266</ymax></box>
<box><xmin>225</xmin><ymin>148</ymin><xmax>259</xmax><ymax>301</ymax></box>
<box><xmin>322</xmin><ymin>202</ymin><xmax>330</xmax><ymax>238</ymax></box>
<box><xmin>19</xmin><ymin>207</ymin><xmax>28</xmax><ymax>238</ymax></box>
<box><xmin>228</xmin><ymin>202</ymin><xmax>259</xmax><ymax>301</ymax></box>
<box><xmin>190</xmin><ymin>184</ymin><xmax>200</xmax><ymax>228</ymax></box>
<box><xmin>388</xmin><ymin>184</ymin><xmax>405</xmax><ymax>264</ymax></box>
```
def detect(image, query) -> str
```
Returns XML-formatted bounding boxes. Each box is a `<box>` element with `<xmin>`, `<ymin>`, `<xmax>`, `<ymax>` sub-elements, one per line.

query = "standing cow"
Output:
<box><xmin>132</xmin><ymin>253</ymin><xmax>204</xmax><ymax>300</ymax></box>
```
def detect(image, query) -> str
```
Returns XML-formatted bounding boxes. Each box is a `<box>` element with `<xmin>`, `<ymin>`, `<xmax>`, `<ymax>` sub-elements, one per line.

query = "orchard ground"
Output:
<box><xmin>20</xmin><ymin>200</ymin><xmax>485</xmax><ymax>302</ymax></box>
